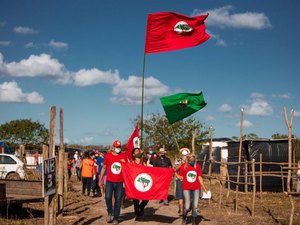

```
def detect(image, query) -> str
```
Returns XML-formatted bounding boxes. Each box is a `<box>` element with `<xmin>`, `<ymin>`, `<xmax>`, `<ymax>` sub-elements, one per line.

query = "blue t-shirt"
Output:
<box><xmin>96</xmin><ymin>156</ymin><xmax>104</xmax><ymax>175</ymax></box>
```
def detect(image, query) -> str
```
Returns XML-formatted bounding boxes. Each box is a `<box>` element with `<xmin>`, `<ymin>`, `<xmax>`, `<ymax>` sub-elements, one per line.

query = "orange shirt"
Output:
<box><xmin>81</xmin><ymin>158</ymin><xmax>94</xmax><ymax>178</ymax></box>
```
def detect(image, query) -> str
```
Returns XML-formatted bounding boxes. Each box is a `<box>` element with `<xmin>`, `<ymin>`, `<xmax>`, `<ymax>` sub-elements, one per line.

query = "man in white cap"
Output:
<box><xmin>153</xmin><ymin>147</ymin><xmax>172</xmax><ymax>205</ymax></box>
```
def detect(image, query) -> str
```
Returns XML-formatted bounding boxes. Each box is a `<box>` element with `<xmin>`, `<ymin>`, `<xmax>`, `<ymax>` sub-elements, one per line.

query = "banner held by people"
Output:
<box><xmin>160</xmin><ymin>92</ymin><xmax>207</xmax><ymax>124</ymax></box>
<box><xmin>144</xmin><ymin>12</ymin><xmax>210</xmax><ymax>54</ymax></box>
<box><xmin>122</xmin><ymin>163</ymin><xmax>174</xmax><ymax>200</ymax></box>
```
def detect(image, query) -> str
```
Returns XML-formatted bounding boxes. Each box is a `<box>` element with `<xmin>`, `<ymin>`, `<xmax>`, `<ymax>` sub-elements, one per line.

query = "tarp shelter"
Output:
<box><xmin>227</xmin><ymin>139</ymin><xmax>289</xmax><ymax>192</ymax></box>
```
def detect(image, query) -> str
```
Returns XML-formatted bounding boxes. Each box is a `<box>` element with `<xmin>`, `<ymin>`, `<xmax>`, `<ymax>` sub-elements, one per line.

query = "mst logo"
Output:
<box><xmin>177</xmin><ymin>99</ymin><xmax>189</xmax><ymax>111</ymax></box>
<box><xmin>174</xmin><ymin>21</ymin><xmax>193</xmax><ymax>34</ymax></box>
<box><xmin>134</xmin><ymin>173</ymin><xmax>153</xmax><ymax>192</ymax></box>
<box><xmin>111</xmin><ymin>162</ymin><xmax>122</xmax><ymax>175</ymax></box>
<box><xmin>186</xmin><ymin>171</ymin><xmax>197</xmax><ymax>183</ymax></box>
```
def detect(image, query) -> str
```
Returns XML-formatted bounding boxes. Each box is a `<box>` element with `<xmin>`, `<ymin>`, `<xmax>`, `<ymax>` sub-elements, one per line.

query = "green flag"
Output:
<box><xmin>160</xmin><ymin>92</ymin><xmax>207</xmax><ymax>124</ymax></box>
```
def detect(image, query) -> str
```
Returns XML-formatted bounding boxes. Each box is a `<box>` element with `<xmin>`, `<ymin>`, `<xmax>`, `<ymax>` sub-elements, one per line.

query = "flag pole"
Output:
<box><xmin>140</xmin><ymin>53</ymin><xmax>147</xmax><ymax>149</ymax></box>
<box><xmin>169</xmin><ymin>123</ymin><xmax>180</xmax><ymax>151</ymax></box>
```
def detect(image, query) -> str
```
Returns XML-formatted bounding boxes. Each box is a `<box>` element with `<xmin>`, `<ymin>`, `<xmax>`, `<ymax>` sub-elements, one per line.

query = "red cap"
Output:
<box><xmin>113</xmin><ymin>140</ymin><xmax>121</xmax><ymax>147</ymax></box>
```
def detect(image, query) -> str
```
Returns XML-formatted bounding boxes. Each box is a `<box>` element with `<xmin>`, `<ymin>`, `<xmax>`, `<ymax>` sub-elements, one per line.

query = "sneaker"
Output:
<box><xmin>113</xmin><ymin>219</ymin><xmax>119</xmax><ymax>225</ymax></box>
<box><xmin>106</xmin><ymin>214</ymin><xmax>113</xmax><ymax>223</ymax></box>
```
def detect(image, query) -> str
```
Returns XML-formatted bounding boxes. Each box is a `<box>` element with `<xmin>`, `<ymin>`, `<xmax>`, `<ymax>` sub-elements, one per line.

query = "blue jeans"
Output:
<box><xmin>105</xmin><ymin>181</ymin><xmax>123</xmax><ymax>220</ymax></box>
<box><xmin>183</xmin><ymin>189</ymin><xmax>200</xmax><ymax>218</ymax></box>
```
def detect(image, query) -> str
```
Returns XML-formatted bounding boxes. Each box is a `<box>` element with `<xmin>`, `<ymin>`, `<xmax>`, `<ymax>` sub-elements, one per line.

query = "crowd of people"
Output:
<box><xmin>69</xmin><ymin>141</ymin><xmax>207</xmax><ymax>225</ymax></box>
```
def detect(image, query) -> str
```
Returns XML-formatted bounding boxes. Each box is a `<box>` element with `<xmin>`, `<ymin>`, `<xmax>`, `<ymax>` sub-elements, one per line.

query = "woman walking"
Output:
<box><xmin>177</xmin><ymin>152</ymin><xmax>207</xmax><ymax>225</ymax></box>
<box><xmin>81</xmin><ymin>151</ymin><xmax>95</xmax><ymax>196</ymax></box>
<box><xmin>174</xmin><ymin>148</ymin><xmax>190</xmax><ymax>215</ymax></box>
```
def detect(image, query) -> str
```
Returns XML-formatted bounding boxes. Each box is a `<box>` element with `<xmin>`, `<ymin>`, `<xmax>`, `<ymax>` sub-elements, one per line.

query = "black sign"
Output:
<box><xmin>43</xmin><ymin>157</ymin><xmax>56</xmax><ymax>196</ymax></box>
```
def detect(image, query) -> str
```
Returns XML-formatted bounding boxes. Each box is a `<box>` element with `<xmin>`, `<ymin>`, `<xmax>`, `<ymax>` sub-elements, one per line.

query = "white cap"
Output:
<box><xmin>180</xmin><ymin>148</ymin><xmax>190</xmax><ymax>156</ymax></box>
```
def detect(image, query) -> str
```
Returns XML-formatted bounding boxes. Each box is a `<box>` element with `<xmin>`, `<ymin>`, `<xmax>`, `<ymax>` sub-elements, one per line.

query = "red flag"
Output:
<box><xmin>145</xmin><ymin>12</ymin><xmax>210</xmax><ymax>54</ymax></box>
<box><xmin>125</xmin><ymin>123</ymin><xmax>139</xmax><ymax>162</ymax></box>
<box><xmin>122</xmin><ymin>163</ymin><xmax>174</xmax><ymax>200</ymax></box>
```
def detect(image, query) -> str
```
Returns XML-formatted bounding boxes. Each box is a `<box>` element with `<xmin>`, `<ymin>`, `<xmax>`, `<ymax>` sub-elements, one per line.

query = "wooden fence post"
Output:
<box><xmin>43</xmin><ymin>144</ymin><xmax>49</xmax><ymax>225</ymax></box>
<box><xmin>245</xmin><ymin>160</ymin><xmax>248</xmax><ymax>193</ymax></box>
<box><xmin>45</xmin><ymin>106</ymin><xmax>56</xmax><ymax>225</ymax></box>
<box><xmin>64</xmin><ymin>152</ymin><xmax>68</xmax><ymax>198</ymax></box>
<box><xmin>251</xmin><ymin>159</ymin><xmax>256</xmax><ymax>216</ymax></box>
<box><xmin>235</xmin><ymin>108</ymin><xmax>243</xmax><ymax>212</ymax></box>
<box><xmin>57</xmin><ymin>108</ymin><xmax>64</xmax><ymax>215</ymax></box>
<box><xmin>260</xmin><ymin>153</ymin><xmax>263</xmax><ymax>200</ymax></box>
<box><xmin>284</xmin><ymin>107</ymin><xmax>295</xmax><ymax>225</ymax></box>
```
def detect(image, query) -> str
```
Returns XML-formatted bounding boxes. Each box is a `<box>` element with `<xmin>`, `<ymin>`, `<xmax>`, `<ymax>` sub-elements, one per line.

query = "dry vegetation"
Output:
<box><xmin>0</xmin><ymin>175</ymin><xmax>299</xmax><ymax>225</ymax></box>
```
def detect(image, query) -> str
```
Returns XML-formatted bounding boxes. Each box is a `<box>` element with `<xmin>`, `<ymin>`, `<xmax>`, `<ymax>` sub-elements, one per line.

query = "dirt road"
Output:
<box><xmin>2</xmin><ymin>177</ymin><xmax>299</xmax><ymax>225</ymax></box>
<box><xmin>62</xmin><ymin>179</ymin><xmax>213</xmax><ymax>225</ymax></box>
<box><xmin>58</xmin><ymin>179</ymin><xmax>269</xmax><ymax>225</ymax></box>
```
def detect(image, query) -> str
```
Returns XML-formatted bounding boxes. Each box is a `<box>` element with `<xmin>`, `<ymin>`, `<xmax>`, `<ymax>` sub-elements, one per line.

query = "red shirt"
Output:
<box><xmin>104</xmin><ymin>152</ymin><xmax>126</xmax><ymax>182</ymax></box>
<box><xmin>178</xmin><ymin>163</ymin><xmax>202</xmax><ymax>190</ymax></box>
<box><xmin>93</xmin><ymin>159</ymin><xmax>98</xmax><ymax>175</ymax></box>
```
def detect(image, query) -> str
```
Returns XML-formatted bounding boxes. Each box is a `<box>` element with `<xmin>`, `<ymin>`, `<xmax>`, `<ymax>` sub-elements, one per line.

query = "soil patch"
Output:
<box><xmin>0</xmin><ymin>177</ymin><xmax>299</xmax><ymax>225</ymax></box>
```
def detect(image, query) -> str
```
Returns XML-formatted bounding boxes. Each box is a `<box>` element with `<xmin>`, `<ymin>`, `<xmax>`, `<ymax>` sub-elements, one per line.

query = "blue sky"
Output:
<box><xmin>0</xmin><ymin>0</ymin><xmax>299</xmax><ymax>146</ymax></box>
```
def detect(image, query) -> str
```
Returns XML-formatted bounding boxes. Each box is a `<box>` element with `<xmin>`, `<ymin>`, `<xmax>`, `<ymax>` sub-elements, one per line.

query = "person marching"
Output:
<box><xmin>153</xmin><ymin>148</ymin><xmax>172</xmax><ymax>205</ymax></box>
<box><xmin>99</xmin><ymin>140</ymin><xmax>126</xmax><ymax>225</ymax></box>
<box><xmin>177</xmin><ymin>152</ymin><xmax>208</xmax><ymax>225</ymax></box>
<box><xmin>81</xmin><ymin>151</ymin><xmax>95</xmax><ymax>196</ymax></box>
<box><xmin>174</xmin><ymin>148</ymin><xmax>190</xmax><ymax>215</ymax></box>
<box><xmin>131</xmin><ymin>148</ymin><xmax>149</xmax><ymax>220</ymax></box>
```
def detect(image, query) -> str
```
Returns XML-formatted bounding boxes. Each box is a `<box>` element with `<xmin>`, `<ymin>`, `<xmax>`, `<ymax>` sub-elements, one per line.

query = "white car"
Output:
<box><xmin>0</xmin><ymin>153</ymin><xmax>25</xmax><ymax>179</ymax></box>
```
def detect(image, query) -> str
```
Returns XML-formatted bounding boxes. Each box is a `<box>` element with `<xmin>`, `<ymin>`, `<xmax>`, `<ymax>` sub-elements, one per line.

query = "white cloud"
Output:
<box><xmin>78</xmin><ymin>136</ymin><xmax>94</xmax><ymax>144</ymax></box>
<box><xmin>272</xmin><ymin>93</ymin><xmax>292</xmax><ymax>100</ymax></box>
<box><xmin>0</xmin><ymin>52</ymin><xmax>122</xmax><ymax>86</ymax></box>
<box><xmin>63</xmin><ymin>137</ymin><xmax>70</xmax><ymax>144</ymax></box>
<box><xmin>13</xmin><ymin>26</ymin><xmax>38</xmax><ymax>34</ymax></box>
<box><xmin>236</xmin><ymin>119</ymin><xmax>254</xmax><ymax>127</ymax></box>
<box><xmin>216</xmin><ymin>39</ymin><xmax>226</xmax><ymax>46</ymax></box>
<box><xmin>0</xmin><ymin>52</ymin><xmax>65</xmax><ymax>77</ymax></box>
<box><xmin>0</xmin><ymin>41</ymin><xmax>11</xmax><ymax>47</ymax></box>
<box><xmin>48</xmin><ymin>40</ymin><xmax>68</xmax><ymax>49</ymax></box>
<box><xmin>208</xmin><ymin>30</ymin><xmax>226</xmax><ymax>46</ymax></box>
<box><xmin>0</xmin><ymin>81</ymin><xmax>44</xmax><ymax>104</ymax></box>
<box><xmin>24</xmin><ymin>42</ymin><xmax>36</xmax><ymax>49</ymax></box>
<box><xmin>73</xmin><ymin>68</ymin><xmax>120</xmax><ymax>86</ymax></box>
<box><xmin>0</xmin><ymin>53</ymin><xmax>170</xmax><ymax>104</ymax></box>
<box><xmin>294</xmin><ymin>110</ymin><xmax>300</xmax><ymax>117</ymax></box>
<box><xmin>219</xmin><ymin>103</ymin><xmax>232</xmax><ymax>112</ymax></box>
<box><xmin>111</xmin><ymin>76</ymin><xmax>169</xmax><ymax>105</ymax></box>
<box><xmin>206</xmin><ymin>115</ymin><xmax>215</xmax><ymax>121</ymax></box>
<box><xmin>251</xmin><ymin>92</ymin><xmax>264</xmax><ymax>99</ymax></box>
<box><xmin>192</xmin><ymin>5</ymin><xmax>271</xmax><ymax>29</ymax></box>
<box><xmin>242</xmin><ymin>93</ymin><xmax>273</xmax><ymax>116</ymax></box>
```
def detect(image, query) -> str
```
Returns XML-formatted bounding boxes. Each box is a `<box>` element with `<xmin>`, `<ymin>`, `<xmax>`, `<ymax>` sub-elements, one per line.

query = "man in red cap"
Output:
<box><xmin>99</xmin><ymin>140</ymin><xmax>126</xmax><ymax>225</ymax></box>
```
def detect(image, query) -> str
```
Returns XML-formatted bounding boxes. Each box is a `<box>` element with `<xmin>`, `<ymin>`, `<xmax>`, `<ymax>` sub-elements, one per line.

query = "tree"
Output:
<box><xmin>243</xmin><ymin>133</ymin><xmax>259</xmax><ymax>140</ymax></box>
<box><xmin>271</xmin><ymin>132</ymin><xmax>289</xmax><ymax>139</ymax></box>
<box><xmin>231</xmin><ymin>133</ymin><xmax>259</xmax><ymax>141</ymax></box>
<box><xmin>135</xmin><ymin>113</ymin><xmax>209</xmax><ymax>154</ymax></box>
<box><xmin>0</xmin><ymin>119</ymin><xmax>49</xmax><ymax>148</ymax></box>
